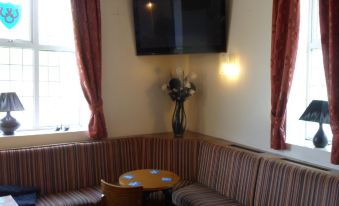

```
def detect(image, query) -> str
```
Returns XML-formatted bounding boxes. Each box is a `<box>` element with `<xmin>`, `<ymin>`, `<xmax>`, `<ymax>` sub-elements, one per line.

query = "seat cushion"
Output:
<box><xmin>36</xmin><ymin>187</ymin><xmax>101</xmax><ymax>206</ymax></box>
<box><xmin>172</xmin><ymin>184</ymin><xmax>243</xmax><ymax>206</ymax></box>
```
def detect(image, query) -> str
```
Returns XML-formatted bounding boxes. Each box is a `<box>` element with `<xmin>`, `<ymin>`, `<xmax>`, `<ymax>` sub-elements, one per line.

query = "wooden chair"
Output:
<box><xmin>100</xmin><ymin>179</ymin><xmax>143</xmax><ymax>206</ymax></box>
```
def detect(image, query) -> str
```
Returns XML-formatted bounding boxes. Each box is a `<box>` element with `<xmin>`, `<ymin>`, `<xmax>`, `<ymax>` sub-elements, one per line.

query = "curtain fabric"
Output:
<box><xmin>319</xmin><ymin>0</ymin><xmax>339</xmax><ymax>164</ymax></box>
<box><xmin>70</xmin><ymin>0</ymin><xmax>108</xmax><ymax>139</ymax></box>
<box><xmin>270</xmin><ymin>0</ymin><xmax>300</xmax><ymax>150</ymax></box>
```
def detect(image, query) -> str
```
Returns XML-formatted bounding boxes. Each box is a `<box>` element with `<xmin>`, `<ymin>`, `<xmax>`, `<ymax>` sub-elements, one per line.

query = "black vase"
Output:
<box><xmin>172</xmin><ymin>100</ymin><xmax>186</xmax><ymax>137</ymax></box>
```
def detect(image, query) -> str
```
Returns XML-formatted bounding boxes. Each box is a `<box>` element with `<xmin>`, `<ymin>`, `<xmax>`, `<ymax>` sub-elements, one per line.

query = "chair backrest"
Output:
<box><xmin>100</xmin><ymin>180</ymin><xmax>143</xmax><ymax>206</ymax></box>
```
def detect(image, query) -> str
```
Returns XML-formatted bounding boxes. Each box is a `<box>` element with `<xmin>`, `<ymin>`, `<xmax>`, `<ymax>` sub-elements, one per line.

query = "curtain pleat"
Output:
<box><xmin>270</xmin><ymin>0</ymin><xmax>300</xmax><ymax>149</ymax></box>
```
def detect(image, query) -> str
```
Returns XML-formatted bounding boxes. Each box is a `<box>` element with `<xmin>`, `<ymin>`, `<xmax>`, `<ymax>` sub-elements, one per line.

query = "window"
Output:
<box><xmin>286</xmin><ymin>0</ymin><xmax>332</xmax><ymax>147</ymax></box>
<box><xmin>0</xmin><ymin>0</ymin><xmax>89</xmax><ymax>131</ymax></box>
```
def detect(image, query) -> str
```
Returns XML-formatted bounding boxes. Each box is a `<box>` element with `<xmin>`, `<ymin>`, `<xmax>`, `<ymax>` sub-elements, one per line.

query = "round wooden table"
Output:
<box><xmin>119</xmin><ymin>169</ymin><xmax>180</xmax><ymax>191</ymax></box>
<box><xmin>119</xmin><ymin>169</ymin><xmax>180</xmax><ymax>206</ymax></box>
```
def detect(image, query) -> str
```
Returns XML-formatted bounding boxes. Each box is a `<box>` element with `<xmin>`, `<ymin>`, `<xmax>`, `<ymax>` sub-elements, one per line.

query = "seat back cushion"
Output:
<box><xmin>141</xmin><ymin>138</ymin><xmax>174</xmax><ymax>170</ymax></box>
<box><xmin>142</xmin><ymin>137</ymin><xmax>200</xmax><ymax>182</ymax></box>
<box><xmin>322</xmin><ymin>175</ymin><xmax>339</xmax><ymax>206</ymax></box>
<box><xmin>215</xmin><ymin>147</ymin><xmax>261</xmax><ymax>206</ymax></box>
<box><xmin>254</xmin><ymin>158</ymin><xmax>306</xmax><ymax>206</ymax></box>
<box><xmin>196</xmin><ymin>141</ymin><xmax>223</xmax><ymax>188</ymax></box>
<box><xmin>299</xmin><ymin>168</ymin><xmax>329</xmax><ymax>206</ymax></box>
<box><xmin>76</xmin><ymin>139</ymin><xmax>123</xmax><ymax>188</ymax></box>
<box><xmin>116</xmin><ymin>137</ymin><xmax>143</xmax><ymax>174</ymax></box>
<box><xmin>0</xmin><ymin>144</ymin><xmax>78</xmax><ymax>195</ymax></box>
<box><xmin>172</xmin><ymin>138</ymin><xmax>200</xmax><ymax>181</ymax></box>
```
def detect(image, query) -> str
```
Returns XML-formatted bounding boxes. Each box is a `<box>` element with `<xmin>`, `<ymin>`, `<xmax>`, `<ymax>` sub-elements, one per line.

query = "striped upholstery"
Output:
<box><xmin>172</xmin><ymin>138</ymin><xmax>200</xmax><ymax>181</ymax></box>
<box><xmin>172</xmin><ymin>184</ymin><xmax>243</xmax><ymax>206</ymax></box>
<box><xmin>75</xmin><ymin>139</ymin><xmax>124</xmax><ymax>188</ymax></box>
<box><xmin>142</xmin><ymin>137</ymin><xmax>175</xmax><ymax>170</ymax></box>
<box><xmin>255</xmin><ymin>158</ymin><xmax>339</xmax><ymax>206</ymax></box>
<box><xmin>196</xmin><ymin>142</ymin><xmax>224</xmax><ymax>187</ymax></box>
<box><xmin>294</xmin><ymin>166</ymin><xmax>339</xmax><ymax>206</ymax></box>
<box><xmin>299</xmin><ymin>169</ymin><xmax>329</xmax><ymax>206</ymax></box>
<box><xmin>1</xmin><ymin>136</ymin><xmax>338</xmax><ymax>206</ymax></box>
<box><xmin>117</xmin><ymin>138</ymin><xmax>143</xmax><ymax>173</ymax></box>
<box><xmin>142</xmin><ymin>137</ymin><xmax>200</xmax><ymax>181</ymax></box>
<box><xmin>254</xmin><ymin>158</ymin><xmax>307</xmax><ymax>206</ymax></box>
<box><xmin>215</xmin><ymin>147</ymin><xmax>261</xmax><ymax>206</ymax></box>
<box><xmin>0</xmin><ymin>144</ymin><xmax>78</xmax><ymax>195</ymax></box>
<box><xmin>323</xmin><ymin>175</ymin><xmax>339</xmax><ymax>206</ymax></box>
<box><xmin>37</xmin><ymin>186</ymin><xmax>102</xmax><ymax>206</ymax></box>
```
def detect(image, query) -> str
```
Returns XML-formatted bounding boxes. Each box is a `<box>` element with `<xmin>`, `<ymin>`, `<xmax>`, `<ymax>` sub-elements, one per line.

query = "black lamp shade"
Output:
<box><xmin>299</xmin><ymin>100</ymin><xmax>330</xmax><ymax>148</ymax></box>
<box><xmin>0</xmin><ymin>92</ymin><xmax>24</xmax><ymax>112</ymax></box>
<box><xmin>299</xmin><ymin>100</ymin><xmax>329</xmax><ymax>124</ymax></box>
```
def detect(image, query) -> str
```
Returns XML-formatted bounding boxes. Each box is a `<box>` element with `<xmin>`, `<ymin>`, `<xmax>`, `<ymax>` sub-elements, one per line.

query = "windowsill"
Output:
<box><xmin>0</xmin><ymin>128</ymin><xmax>87</xmax><ymax>138</ymax></box>
<box><xmin>0</xmin><ymin>128</ymin><xmax>90</xmax><ymax>150</ymax></box>
<box><xmin>286</xmin><ymin>138</ymin><xmax>332</xmax><ymax>152</ymax></box>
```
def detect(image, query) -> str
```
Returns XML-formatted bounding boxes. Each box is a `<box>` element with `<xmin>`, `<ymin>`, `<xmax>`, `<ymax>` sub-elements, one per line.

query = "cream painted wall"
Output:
<box><xmin>188</xmin><ymin>0</ymin><xmax>339</xmax><ymax>170</ymax></box>
<box><xmin>0</xmin><ymin>0</ymin><xmax>187</xmax><ymax>149</ymax></box>
<box><xmin>101</xmin><ymin>0</ymin><xmax>189</xmax><ymax>137</ymax></box>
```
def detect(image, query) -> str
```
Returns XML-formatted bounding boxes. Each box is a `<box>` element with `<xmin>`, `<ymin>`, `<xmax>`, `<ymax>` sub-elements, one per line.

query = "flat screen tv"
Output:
<box><xmin>133</xmin><ymin>0</ymin><xmax>228</xmax><ymax>55</ymax></box>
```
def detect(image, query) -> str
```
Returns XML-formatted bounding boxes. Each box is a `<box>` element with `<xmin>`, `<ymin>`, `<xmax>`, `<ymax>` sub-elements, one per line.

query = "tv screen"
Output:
<box><xmin>133</xmin><ymin>0</ymin><xmax>227</xmax><ymax>55</ymax></box>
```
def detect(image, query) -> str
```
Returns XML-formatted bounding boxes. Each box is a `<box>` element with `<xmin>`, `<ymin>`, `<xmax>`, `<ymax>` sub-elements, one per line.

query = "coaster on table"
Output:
<box><xmin>161</xmin><ymin>177</ymin><xmax>172</xmax><ymax>182</ymax></box>
<box><xmin>123</xmin><ymin>175</ymin><xmax>134</xmax><ymax>180</ymax></box>
<box><xmin>150</xmin><ymin>170</ymin><xmax>160</xmax><ymax>174</ymax></box>
<box><xmin>128</xmin><ymin>182</ymin><xmax>141</xmax><ymax>187</ymax></box>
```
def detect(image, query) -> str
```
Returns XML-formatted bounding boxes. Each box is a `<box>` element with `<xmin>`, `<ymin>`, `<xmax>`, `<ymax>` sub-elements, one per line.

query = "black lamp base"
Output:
<box><xmin>313</xmin><ymin>123</ymin><xmax>328</xmax><ymax>148</ymax></box>
<box><xmin>0</xmin><ymin>112</ymin><xmax>20</xmax><ymax>135</ymax></box>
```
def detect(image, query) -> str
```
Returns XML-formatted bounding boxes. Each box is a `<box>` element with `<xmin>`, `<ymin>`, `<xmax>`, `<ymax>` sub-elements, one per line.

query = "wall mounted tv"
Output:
<box><xmin>133</xmin><ymin>0</ymin><xmax>228</xmax><ymax>55</ymax></box>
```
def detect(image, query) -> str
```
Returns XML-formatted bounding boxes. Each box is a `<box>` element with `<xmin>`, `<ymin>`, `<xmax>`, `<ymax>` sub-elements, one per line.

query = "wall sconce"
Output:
<box><xmin>146</xmin><ymin>1</ymin><xmax>154</xmax><ymax>10</ymax></box>
<box><xmin>219</xmin><ymin>53</ymin><xmax>240</xmax><ymax>81</ymax></box>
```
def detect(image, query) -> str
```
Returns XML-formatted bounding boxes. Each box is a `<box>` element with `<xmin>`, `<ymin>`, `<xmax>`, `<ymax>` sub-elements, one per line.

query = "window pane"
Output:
<box><xmin>38</xmin><ymin>0</ymin><xmax>75</xmax><ymax>48</ymax></box>
<box><xmin>38</xmin><ymin>51</ymin><xmax>88</xmax><ymax>128</ymax></box>
<box><xmin>0</xmin><ymin>0</ymin><xmax>31</xmax><ymax>41</ymax></box>
<box><xmin>0</xmin><ymin>47</ymin><xmax>9</xmax><ymax>64</ymax></box>
<box><xmin>0</xmin><ymin>47</ymin><xmax>34</xmax><ymax>130</ymax></box>
<box><xmin>287</xmin><ymin>0</ymin><xmax>332</xmax><ymax>146</ymax></box>
<box><xmin>311</xmin><ymin>0</ymin><xmax>321</xmax><ymax>42</ymax></box>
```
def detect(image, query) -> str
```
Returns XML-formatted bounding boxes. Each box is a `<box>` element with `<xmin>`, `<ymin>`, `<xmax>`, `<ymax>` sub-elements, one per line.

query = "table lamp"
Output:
<box><xmin>0</xmin><ymin>92</ymin><xmax>24</xmax><ymax>135</ymax></box>
<box><xmin>299</xmin><ymin>100</ymin><xmax>330</xmax><ymax>148</ymax></box>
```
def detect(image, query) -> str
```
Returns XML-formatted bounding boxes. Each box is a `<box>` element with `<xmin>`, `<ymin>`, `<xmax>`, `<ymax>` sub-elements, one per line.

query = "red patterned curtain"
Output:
<box><xmin>270</xmin><ymin>0</ymin><xmax>300</xmax><ymax>149</ymax></box>
<box><xmin>319</xmin><ymin>0</ymin><xmax>339</xmax><ymax>164</ymax></box>
<box><xmin>70</xmin><ymin>0</ymin><xmax>108</xmax><ymax>139</ymax></box>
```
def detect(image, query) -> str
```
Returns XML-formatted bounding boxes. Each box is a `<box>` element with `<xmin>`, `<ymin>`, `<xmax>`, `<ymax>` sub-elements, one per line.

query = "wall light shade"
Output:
<box><xmin>146</xmin><ymin>1</ymin><xmax>153</xmax><ymax>9</ymax></box>
<box><xmin>220</xmin><ymin>53</ymin><xmax>240</xmax><ymax>80</ymax></box>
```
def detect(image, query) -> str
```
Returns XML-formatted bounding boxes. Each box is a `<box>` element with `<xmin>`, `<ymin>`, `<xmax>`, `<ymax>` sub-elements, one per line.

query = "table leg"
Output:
<box><xmin>162</xmin><ymin>188</ymin><xmax>173</xmax><ymax>206</ymax></box>
<box><xmin>143</xmin><ymin>191</ymin><xmax>151</xmax><ymax>205</ymax></box>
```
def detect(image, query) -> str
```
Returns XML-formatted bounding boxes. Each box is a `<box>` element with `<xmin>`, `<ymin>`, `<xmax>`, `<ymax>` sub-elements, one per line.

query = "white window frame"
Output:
<box><xmin>0</xmin><ymin>0</ymin><xmax>85</xmax><ymax>131</ymax></box>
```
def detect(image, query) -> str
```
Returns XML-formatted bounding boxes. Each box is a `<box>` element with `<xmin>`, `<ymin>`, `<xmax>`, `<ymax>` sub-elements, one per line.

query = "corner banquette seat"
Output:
<box><xmin>0</xmin><ymin>135</ymin><xmax>338</xmax><ymax>206</ymax></box>
<box><xmin>0</xmin><ymin>137</ymin><xmax>199</xmax><ymax>206</ymax></box>
<box><xmin>172</xmin><ymin>141</ymin><xmax>339</xmax><ymax>206</ymax></box>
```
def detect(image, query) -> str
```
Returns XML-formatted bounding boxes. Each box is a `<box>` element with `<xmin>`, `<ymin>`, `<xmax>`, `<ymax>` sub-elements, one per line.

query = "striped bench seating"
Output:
<box><xmin>1</xmin><ymin>136</ymin><xmax>338</xmax><ymax>206</ymax></box>
<box><xmin>254</xmin><ymin>158</ymin><xmax>339</xmax><ymax>206</ymax></box>
<box><xmin>172</xmin><ymin>141</ymin><xmax>339</xmax><ymax>206</ymax></box>
<box><xmin>172</xmin><ymin>142</ymin><xmax>262</xmax><ymax>206</ymax></box>
<box><xmin>0</xmin><ymin>137</ymin><xmax>200</xmax><ymax>206</ymax></box>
